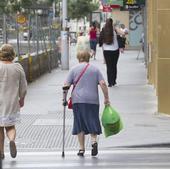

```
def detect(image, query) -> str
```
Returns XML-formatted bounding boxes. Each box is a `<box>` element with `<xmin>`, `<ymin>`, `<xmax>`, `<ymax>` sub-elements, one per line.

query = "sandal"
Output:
<box><xmin>10</xmin><ymin>140</ymin><xmax>17</xmax><ymax>158</ymax></box>
<box><xmin>0</xmin><ymin>153</ymin><xmax>5</xmax><ymax>160</ymax></box>
<box><xmin>91</xmin><ymin>142</ymin><xmax>98</xmax><ymax>156</ymax></box>
<box><xmin>77</xmin><ymin>149</ymin><xmax>85</xmax><ymax>157</ymax></box>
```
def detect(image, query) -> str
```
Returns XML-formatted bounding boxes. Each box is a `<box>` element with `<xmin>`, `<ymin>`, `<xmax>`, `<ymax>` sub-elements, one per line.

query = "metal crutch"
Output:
<box><xmin>62</xmin><ymin>86</ymin><xmax>69</xmax><ymax>157</ymax></box>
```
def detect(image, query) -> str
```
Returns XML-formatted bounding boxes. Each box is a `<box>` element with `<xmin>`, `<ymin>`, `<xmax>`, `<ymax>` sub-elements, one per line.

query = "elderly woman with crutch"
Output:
<box><xmin>62</xmin><ymin>36</ymin><xmax>110</xmax><ymax>157</ymax></box>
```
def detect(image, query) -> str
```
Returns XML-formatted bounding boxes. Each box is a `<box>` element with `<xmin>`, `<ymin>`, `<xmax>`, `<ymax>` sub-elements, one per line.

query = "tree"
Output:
<box><xmin>68</xmin><ymin>0</ymin><xmax>99</xmax><ymax>20</ymax></box>
<box><xmin>0</xmin><ymin>0</ymin><xmax>27</xmax><ymax>14</ymax></box>
<box><xmin>0</xmin><ymin>0</ymin><xmax>54</xmax><ymax>14</ymax></box>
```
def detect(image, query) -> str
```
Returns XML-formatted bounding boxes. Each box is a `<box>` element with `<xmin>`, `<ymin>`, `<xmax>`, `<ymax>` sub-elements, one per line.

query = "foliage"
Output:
<box><xmin>0</xmin><ymin>0</ymin><xmax>99</xmax><ymax>19</ymax></box>
<box><xmin>0</xmin><ymin>0</ymin><xmax>54</xmax><ymax>14</ymax></box>
<box><xmin>68</xmin><ymin>0</ymin><xmax>99</xmax><ymax>20</ymax></box>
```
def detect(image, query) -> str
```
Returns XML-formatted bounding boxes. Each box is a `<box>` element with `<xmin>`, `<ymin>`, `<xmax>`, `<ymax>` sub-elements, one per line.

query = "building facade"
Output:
<box><xmin>147</xmin><ymin>0</ymin><xmax>170</xmax><ymax>114</ymax></box>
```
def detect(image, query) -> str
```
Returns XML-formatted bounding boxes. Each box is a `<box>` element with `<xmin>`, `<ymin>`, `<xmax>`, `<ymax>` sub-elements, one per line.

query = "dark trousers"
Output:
<box><xmin>103</xmin><ymin>49</ymin><xmax>119</xmax><ymax>85</ymax></box>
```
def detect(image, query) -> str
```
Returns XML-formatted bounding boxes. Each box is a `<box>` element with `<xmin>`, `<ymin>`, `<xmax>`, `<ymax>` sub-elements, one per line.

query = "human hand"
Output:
<box><xmin>104</xmin><ymin>98</ymin><xmax>110</xmax><ymax>106</ymax></box>
<box><xmin>19</xmin><ymin>99</ymin><xmax>24</xmax><ymax>107</ymax></box>
<box><xmin>119</xmin><ymin>48</ymin><xmax>124</xmax><ymax>53</ymax></box>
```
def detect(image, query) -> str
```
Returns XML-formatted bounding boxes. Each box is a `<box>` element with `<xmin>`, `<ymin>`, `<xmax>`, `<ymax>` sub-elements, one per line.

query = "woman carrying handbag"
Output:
<box><xmin>99</xmin><ymin>18</ymin><xmax>125</xmax><ymax>87</ymax></box>
<box><xmin>63</xmin><ymin>36</ymin><xmax>110</xmax><ymax>157</ymax></box>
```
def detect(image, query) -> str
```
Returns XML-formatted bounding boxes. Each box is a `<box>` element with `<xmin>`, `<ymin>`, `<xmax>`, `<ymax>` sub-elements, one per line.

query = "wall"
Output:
<box><xmin>147</xmin><ymin>0</ymin><xmax>170</xmax><ymax>114</ymax></box>
<box><xmin>19</xmin><ymin>49</ymin><xmax>59</xmax><ymax>83</ymax></box>
<box><xmin>129</xmin><ymin>10</ymin><xmax>144</xmax><ymax>47</ymax></box>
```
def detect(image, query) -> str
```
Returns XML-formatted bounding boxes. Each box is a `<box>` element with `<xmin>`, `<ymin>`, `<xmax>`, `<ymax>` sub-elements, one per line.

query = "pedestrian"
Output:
<box><xmin>89</xmin><ymin>22</ymin><xmax>98</xmax><ymax>59</ymax></box>
<box><xmin>99</xmin><ymin>18</ymin><xmax>124</xmax><ymax>87</ymax></box>
<box><xmin>57</xmin><ymin>36</ymin><xmax>61</xmax><ymax>64</ymax></box>
<box><xmin>0</xmin><ymin>44</ymin><xmax>27</xmax><ymax>159</ymax></box>
<box><xmin>139</xmin><ymin>32</ymin><xmax>144</xmax><ymax>52</ymax></box>
<box><xmin>63</xmin><ymin>36</ymin><xmax>110</xmax><ymax>157</ymax></box>
<box><xmin>78</xmin><ymin>26</ymin><xmax>84</xmax><ymax>36</ymax></box>
<box><xmin>118</xmin><ymin>24</ymin><xmax>129</xmax><ymax>53</ymax></box>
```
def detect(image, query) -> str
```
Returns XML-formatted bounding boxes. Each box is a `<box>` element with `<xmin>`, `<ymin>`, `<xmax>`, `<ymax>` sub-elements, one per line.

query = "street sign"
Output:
<box><xmin>16</xmin><ymin>14</ymin><xmax>27</xmax><ymax>24</ymax></box>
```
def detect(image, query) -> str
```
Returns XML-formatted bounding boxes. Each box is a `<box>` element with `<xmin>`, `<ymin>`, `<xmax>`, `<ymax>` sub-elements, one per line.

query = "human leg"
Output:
<box><xmin>5</xmin><ymin>126</ymin><xmax>16</xmax><ymax>141</ymax></box>
<box><xmin>104</xmin><ymin>50</ymin><xmax>115</xmax><ymax>86</ymax></box>
<box><xmin>112</xmin><ymin>49</ymin><xmax>120</xmax><ymax>85</ymax></box>
<box><xmin>77</xmin><ymin>132</ymin><xmax>85</xmax><ymax>156</ymax></box>
<box><xmin>93</xmin><ymin>40</ymin><xmax>97</xmax><ymax>60</ymax></box>
<box><xmin>0</xmin><ymin>127</ymin><xmax>5</xmax><ymax>159</ymax></box>
<box><xmin>5</xmin><ymin>126</ymin><xmax>17</xmax><ymax>158</ymax></box>
<box><xmin>73</xmin><ymin>104</ymin><xmax>101</xmax><ymax>156</ymax></box>
<box><xmin>91</xmin><ymin>134</ymin><xmax>98</xmax><ymax>156</ymax></box>
<box><xmin>91</xmin><ymin>134</ymin><xmax>97</xmax><ymax>144</ymax></box>
<box><xmin>90</xmin><ymin>40</ymin><xmax>97</xmax><ymax>59</ymax></box>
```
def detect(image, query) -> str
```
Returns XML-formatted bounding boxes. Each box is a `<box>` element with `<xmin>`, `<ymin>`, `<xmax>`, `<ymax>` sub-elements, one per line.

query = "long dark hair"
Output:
<box><xmin>103</xmin><ymin>18</ymin><xmax>114</xmax><ymax>44</ymax></box>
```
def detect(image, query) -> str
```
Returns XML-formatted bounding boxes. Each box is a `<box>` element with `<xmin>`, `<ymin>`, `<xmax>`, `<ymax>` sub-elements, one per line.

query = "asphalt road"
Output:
<box><xmin>2</xmin><ymin>148</ymin><xmax>170</xmax><ymax>169</ymax></box>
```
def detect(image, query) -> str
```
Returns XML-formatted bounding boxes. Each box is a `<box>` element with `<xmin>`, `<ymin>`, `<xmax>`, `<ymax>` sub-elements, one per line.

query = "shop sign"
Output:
<box><xmin>123</xmin><ymin>0</ymin><xmax>145</xmax><ymax>10</ymax></box>
<box><xmin>103</xmin><ymin>5</ymin><xmax>112</xmax><ymax>12</ymax></box>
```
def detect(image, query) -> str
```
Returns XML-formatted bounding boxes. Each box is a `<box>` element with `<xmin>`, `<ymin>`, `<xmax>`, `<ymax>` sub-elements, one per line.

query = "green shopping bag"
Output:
<box><xmin>101</xmin><ymin>105</ymin><xmax>123</xmax><ymax>137</ymax></box>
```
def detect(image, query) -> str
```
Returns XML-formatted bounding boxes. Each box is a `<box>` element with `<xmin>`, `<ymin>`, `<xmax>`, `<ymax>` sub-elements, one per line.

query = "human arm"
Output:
<box><xmin>19</xmin><ymin>64</ymin><xmax>27</xmax><ymax>107</ymax></box>
<box><xmin>63</xmin><ymin>68</ymin><xmax>74</xmax><ymax>92</ymax></box>
<box><xmin>99</xmin><ymin>80</ymin><xmax>110</xmax><ymax>105</ymax></box>
<box><xmin>63</xmin><ymin>68</ymin><xmax>74</xmax><ymax>105</ymax></box>
<box><xmin>115</xmin><ymin>27</ymin><xmax>125</xmax><ymax>36</ymax></box>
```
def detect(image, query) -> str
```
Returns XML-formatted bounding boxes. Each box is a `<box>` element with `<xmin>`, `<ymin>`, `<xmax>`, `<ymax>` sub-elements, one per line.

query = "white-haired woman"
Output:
<box><xmin>64</xmin><ymin>37</ymin><xmax>110</xmax><ymax>157</ymax></box>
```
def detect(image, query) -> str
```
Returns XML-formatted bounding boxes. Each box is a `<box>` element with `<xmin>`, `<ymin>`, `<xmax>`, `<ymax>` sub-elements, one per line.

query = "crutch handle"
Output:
<box><xmin>62</xmin><ymin>85</ymin><xmax>70</xmax><ymax>91</ymax></box>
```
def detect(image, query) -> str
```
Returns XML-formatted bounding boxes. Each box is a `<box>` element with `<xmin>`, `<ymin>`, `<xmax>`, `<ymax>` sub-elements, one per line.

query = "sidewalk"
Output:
<box><xmin>2</xmin><ymin>45</ymin><xmax>170</xmax><ymax>168</ymax></box>
<box><xmin>8</xmin><ymin>46</ymin><xmax>170</xmax><ymax>153</ymax></box>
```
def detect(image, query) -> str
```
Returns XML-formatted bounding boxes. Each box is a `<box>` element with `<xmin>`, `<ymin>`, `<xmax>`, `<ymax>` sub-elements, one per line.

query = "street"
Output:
<box><xmin>2</xmin><ymin>148</ymin><xmax>170</xmax><ymax>169</ymax></box>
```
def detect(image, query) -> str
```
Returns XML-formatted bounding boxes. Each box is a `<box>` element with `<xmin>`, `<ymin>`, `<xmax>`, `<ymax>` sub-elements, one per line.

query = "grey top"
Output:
<box><xmin>65</xmin><ymin>62</ymin><xmax>104</xmax><ymax>105</ymax></box>
<box><xmin>0</xmin><ymin>61</ymin><xmax>27</xmax><ymax>126</ymax></box>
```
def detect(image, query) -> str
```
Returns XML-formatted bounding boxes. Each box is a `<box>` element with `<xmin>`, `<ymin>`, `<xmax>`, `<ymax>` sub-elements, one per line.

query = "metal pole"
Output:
<box><xmin>36</xmin><ymin>13</ymin><xmax>39</xmax><ymax>58</ymax></box>
<box><xmin>36</xmin><ymin>12</ymin><xmax>41</xmax><ymax>76</ymax></box>
<box><xmin>28</xmin><ymin>14</ymin><xmax>31</xmax><ymax>55</ymax></box>
<box><xmin>53</xmin><ymin>0</ymin><xmax>56</xmax><ymax>20</ymax></box>
<box><xmin>143</xmin><ymin>2</ymin><xmax>148</xmax><ymax>67</ymax></box>
<box><xmin>61</xmin><ymin>0</ymin><xmax>69</xmax><ymax>70</ymax></box>
<box><xmin>16</xmin><ymin>21</ymin><xmax>20</xmax><ymax>60</ymax></box>
<box><xmin>3</xmin><ymin>14</ymin><xmax>7</xmax><ymax>43</ymax></box>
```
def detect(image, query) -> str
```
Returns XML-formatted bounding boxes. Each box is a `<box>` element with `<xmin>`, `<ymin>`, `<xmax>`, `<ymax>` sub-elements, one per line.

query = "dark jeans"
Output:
<box><xmin>103</xmin><ymin>49</ymin><xmax>119</xmax><ymax>85</ymax></box>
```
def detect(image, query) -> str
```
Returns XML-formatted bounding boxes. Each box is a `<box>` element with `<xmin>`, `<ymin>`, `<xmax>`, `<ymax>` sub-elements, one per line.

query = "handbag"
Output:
<box><xmin>117</xmin><ymin>35</ymin><xmax>126</xmax><ymax>48</ymax></box>
<box><xmin>67</xmin><ymin>97</ymin><xmax>72</xmax><ymax>109</ymax></box>
<box><xmin>68</xmin><ymin>63</ymin><xmax>89</xmax><ymax>109</ymax></box>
